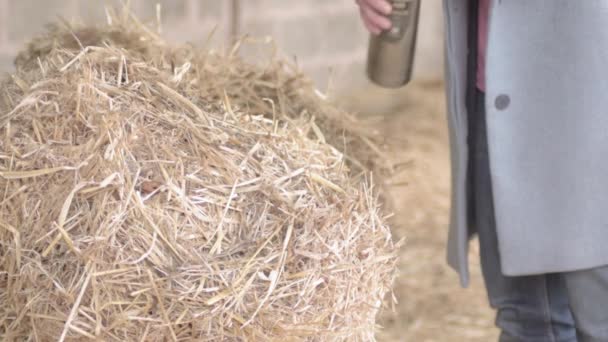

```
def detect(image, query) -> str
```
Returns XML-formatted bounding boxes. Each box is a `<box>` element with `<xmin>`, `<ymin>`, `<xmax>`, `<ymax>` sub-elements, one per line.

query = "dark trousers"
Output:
<box><xmin>468</xmin><ymin>89</ymin><xmax>608</xmax><ymax>342</ymax></box>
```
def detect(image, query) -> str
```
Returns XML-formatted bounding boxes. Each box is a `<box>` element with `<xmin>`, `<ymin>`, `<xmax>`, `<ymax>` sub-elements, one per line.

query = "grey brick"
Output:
<box><xmin>241</xmin><ymin>0</ymin><xmax>294</xmax><ymax>11</ymax></box>
<box><xmin>276</xmin><ymin>15</ymin><xmax>325</xmax><ymax>60</ymax></box>
<box><xmin>138</xmin><ymin>1</ymin><xmax>226</xmax><ymax>46</ymax></box>
<box><xmin>7</xmin><ymin>0</ymin><xmax>78</xmax><ymax>42</ymax></box>
<box><xmin>77</xmin><ymin>0</ymin><xmax>126</xmax><ymax>24</ymax></box>
<box><xmin>198</xmin><ymin>0</ymin><xmax>223</xmax><ymax>19</ymax></box>
<box><xmin>320</xmin><ymin>13</ymin><xmax>368</xmax><ymax>54</ymax></box>
<box><xmin>1</xmin><ymin>0</ymin><xmax>445</xmax><ymax>92</ymax></box>
<box><xmin>0</xmin><ymin>54</ymin><xmax>14</xmax><ymax>73</ymax></box>
<box><xmin>136</xmin><ymin>0</ymin><xmax>187</xmax><ymax>22</ymax></box>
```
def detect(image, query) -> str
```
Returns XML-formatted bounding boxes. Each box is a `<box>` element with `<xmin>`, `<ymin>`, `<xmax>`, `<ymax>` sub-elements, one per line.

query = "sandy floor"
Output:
<box><xmin>340</xmin><ymin>82</ymin><xmax>500</xmax><ymax>341</ymax></box>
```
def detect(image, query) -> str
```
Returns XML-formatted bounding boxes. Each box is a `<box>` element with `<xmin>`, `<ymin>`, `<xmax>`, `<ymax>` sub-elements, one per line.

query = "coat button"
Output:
<box><xmin>495</xmin><ymin>94</ymin><xmax>510</xmax><ymax>110</ymax></box>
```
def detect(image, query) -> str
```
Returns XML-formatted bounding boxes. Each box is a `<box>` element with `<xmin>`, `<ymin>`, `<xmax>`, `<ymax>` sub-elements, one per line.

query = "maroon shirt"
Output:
<box><xmin>477</xmin><ymin>0</ymin><xmax>490</xmax><ymax>91</ymax></box>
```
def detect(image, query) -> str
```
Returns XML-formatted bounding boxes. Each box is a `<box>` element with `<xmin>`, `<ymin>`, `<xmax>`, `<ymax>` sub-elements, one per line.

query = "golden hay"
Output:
<box><xmin>0</xmin><ymin>13</ymin><xmax>397</xmax><ymax>341</ymax></box>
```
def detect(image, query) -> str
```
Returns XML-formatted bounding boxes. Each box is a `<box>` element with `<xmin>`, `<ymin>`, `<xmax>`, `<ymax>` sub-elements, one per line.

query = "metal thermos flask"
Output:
<box><xmin>367</xmin><ymin>0</ymin><xmax>421</xmax><ymax>88</ymax></box>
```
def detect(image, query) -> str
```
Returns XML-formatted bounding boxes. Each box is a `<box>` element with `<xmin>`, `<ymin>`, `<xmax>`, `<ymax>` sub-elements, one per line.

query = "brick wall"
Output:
<box><xmin>0</xmin><ymin>0</ymin><xmax>443</xmax><ymax>91</ymax></box>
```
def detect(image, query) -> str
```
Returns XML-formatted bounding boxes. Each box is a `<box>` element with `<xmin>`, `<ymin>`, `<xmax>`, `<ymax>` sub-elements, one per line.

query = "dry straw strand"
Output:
<box><xmin>0</xmin><ymin>10</ymin><xmax>398</xmax><ymax>342</ymax></box>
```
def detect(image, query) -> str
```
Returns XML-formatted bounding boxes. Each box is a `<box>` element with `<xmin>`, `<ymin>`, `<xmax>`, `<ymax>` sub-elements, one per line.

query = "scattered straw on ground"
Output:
<box><xmin>0</xmin><ymin>10</ymin><xmax>397</xmax><ymax>341</ymax></box>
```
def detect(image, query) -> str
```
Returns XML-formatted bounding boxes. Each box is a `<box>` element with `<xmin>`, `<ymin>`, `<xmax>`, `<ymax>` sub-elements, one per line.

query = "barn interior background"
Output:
<box><xmin>0</xmin><ymin>1</ymin><xmax>500</xmax><ymax>340</ymax></box>
<box><xmin>0</xmin><ymin>0</ymin><xmax>444</xmax><ymax>89</ymax></box>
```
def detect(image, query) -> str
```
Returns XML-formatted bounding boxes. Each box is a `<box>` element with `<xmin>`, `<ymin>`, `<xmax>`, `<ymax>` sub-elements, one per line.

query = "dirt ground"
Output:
<box><xmin>340</xmin><ymin>82</ymin><xmax>500</xmax><ymax>341</ymax></box>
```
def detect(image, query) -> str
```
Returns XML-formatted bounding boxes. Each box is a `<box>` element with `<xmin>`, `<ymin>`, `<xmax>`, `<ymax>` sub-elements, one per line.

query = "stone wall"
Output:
<box><xmin>0</xmin><ymin>0</ymin><xmax>444</xmax><ymax>91</ymax></box>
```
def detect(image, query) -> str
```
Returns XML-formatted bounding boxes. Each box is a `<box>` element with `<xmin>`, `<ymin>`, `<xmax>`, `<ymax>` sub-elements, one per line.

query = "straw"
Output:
<box><xmin>0</xmin><ymin>12</ymin><xmax>397</xmax><ymax>341</ymax></box>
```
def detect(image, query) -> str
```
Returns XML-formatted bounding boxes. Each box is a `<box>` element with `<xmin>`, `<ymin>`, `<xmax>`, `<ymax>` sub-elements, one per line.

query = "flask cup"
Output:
<box><xmin>367</xmin><ymin>0</ymin><xmax>421</xmax><ymax>88</ymax></box>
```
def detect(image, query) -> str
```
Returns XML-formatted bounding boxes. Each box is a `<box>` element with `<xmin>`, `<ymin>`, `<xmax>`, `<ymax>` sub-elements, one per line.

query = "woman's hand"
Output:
<box><xmin>356</xmin><ymin>0</ymin><xmax>393</xmax><ymax>35</ymax></box>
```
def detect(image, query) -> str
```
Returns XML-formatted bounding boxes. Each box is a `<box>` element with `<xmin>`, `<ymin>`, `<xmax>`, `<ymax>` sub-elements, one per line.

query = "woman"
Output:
<box><xmin>357</xmin><ymin>0</ymin><xmax>608</xmax><ymax>341</ymax></box>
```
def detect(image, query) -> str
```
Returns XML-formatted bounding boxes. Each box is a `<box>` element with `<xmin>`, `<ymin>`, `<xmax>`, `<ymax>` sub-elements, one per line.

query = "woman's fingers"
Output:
<box><xmin>359</xmin><ymin>6</ymin><xmax>382</xmax><ymax>34</ymax></box>
<box><xmin>362</xmin><ymin>0</ymin><xmax>392</xmax><ymax>15</ymax></box>
<box><xmin>356</xmin><ymin>0</ymin><xmax>392</xmax><ymax>35</ymax></box>
<box><xmin>361</xmin><ymin>4</ymin><xmax>392</xmax><ymax>30</ymax></box>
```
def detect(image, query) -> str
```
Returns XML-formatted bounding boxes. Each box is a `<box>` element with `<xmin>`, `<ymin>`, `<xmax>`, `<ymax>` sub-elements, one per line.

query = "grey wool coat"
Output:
<box><xmin>444</xmin><ymin>0</ymin><xmax>608</xmax><ymax>287</ymax></box>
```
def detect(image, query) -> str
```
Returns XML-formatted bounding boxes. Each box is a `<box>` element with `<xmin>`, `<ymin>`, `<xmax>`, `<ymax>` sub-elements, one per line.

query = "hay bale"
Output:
<box><xmin>0</xmin><ymin>15</ymin><xmax>397</xmax><ymax>341</ymax></box>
